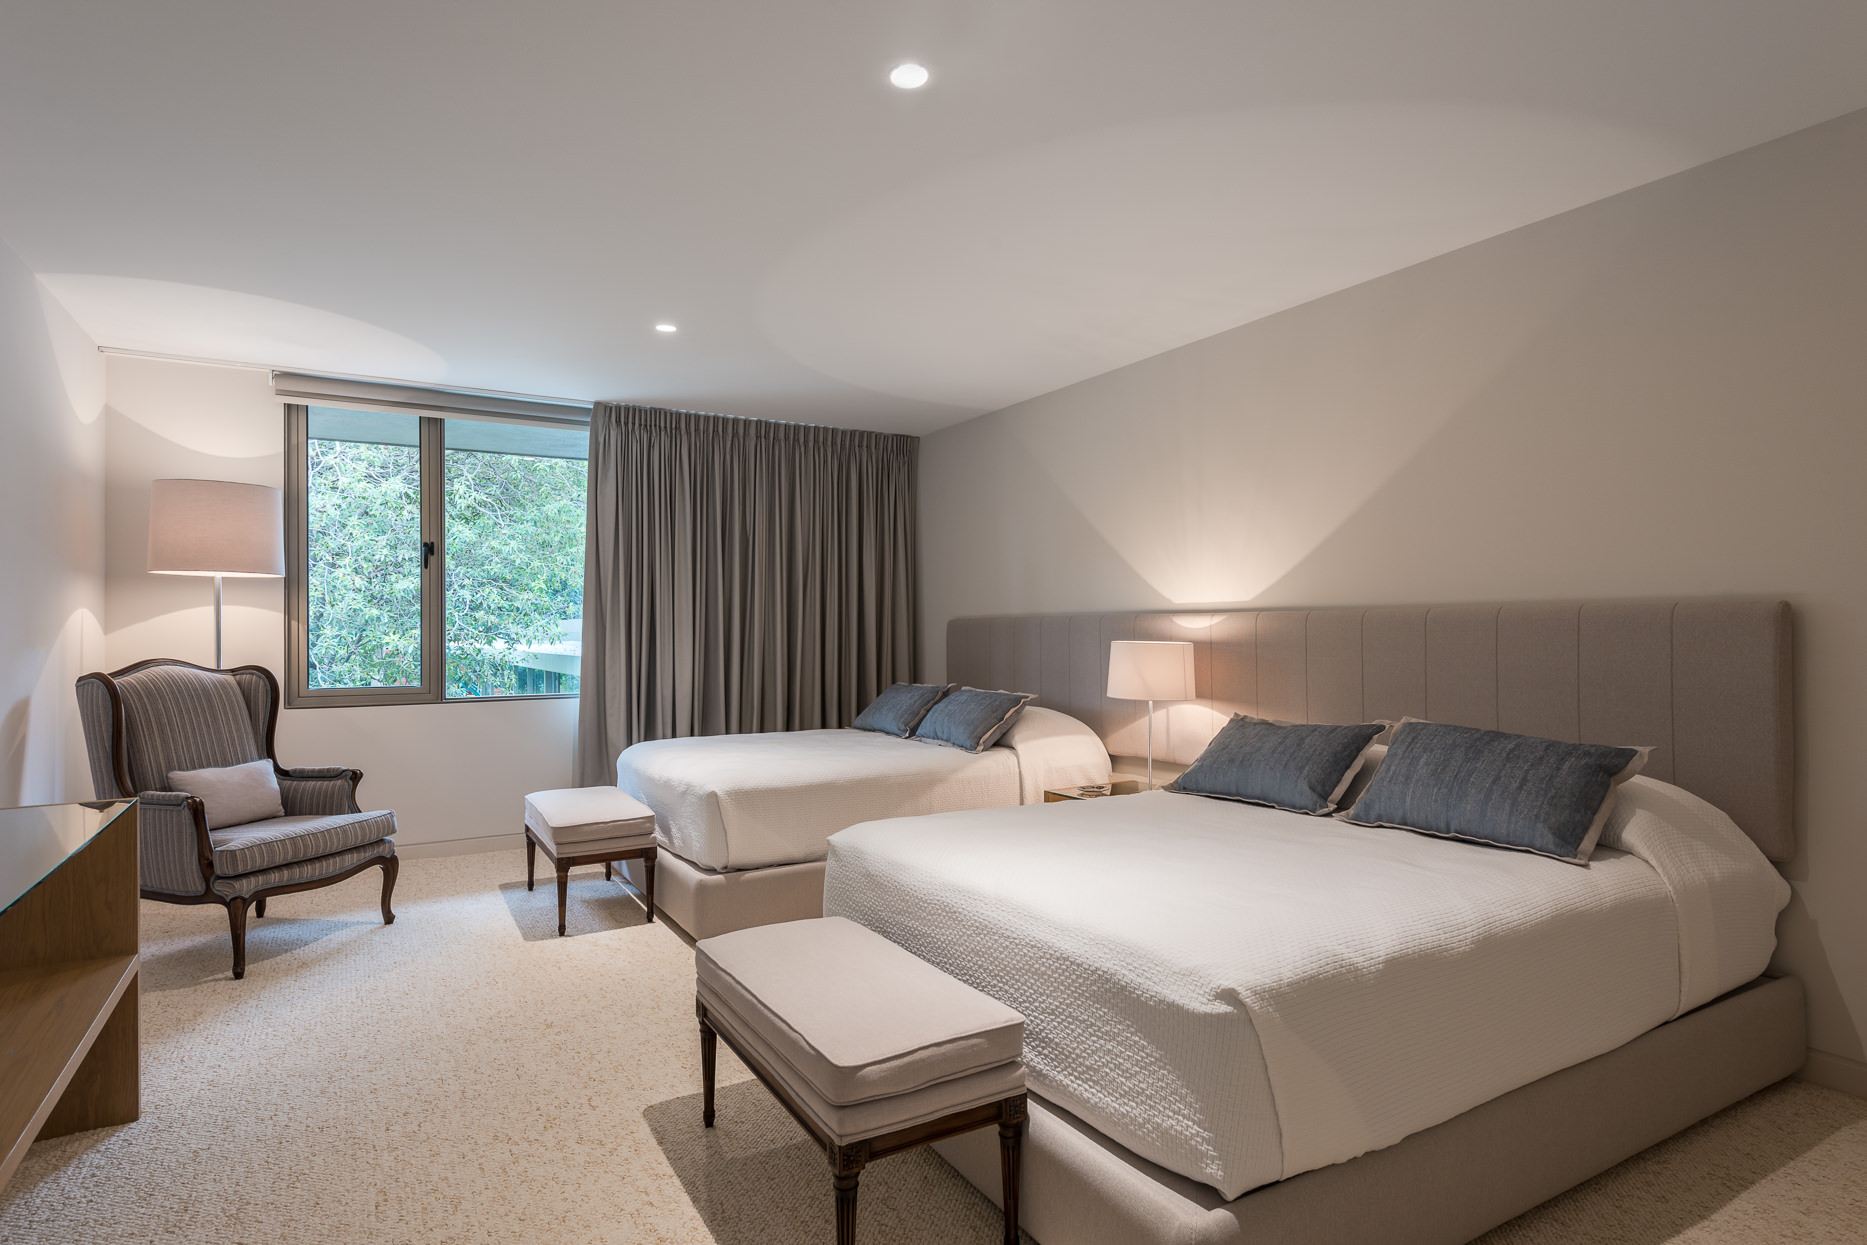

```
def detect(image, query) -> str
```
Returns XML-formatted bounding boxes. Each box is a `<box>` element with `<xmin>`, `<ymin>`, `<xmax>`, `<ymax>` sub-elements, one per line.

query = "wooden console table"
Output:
<box><xmin>0</xmin><ymin>800</ymin><xmax>140</xmax><ymax>1192</ymax></box>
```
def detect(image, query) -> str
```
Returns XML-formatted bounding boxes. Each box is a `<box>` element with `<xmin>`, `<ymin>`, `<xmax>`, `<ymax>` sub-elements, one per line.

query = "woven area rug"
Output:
<box><xmin>1</xmin><ymin>849</ymin><xmax>1861</xmax><ymax>1244</ymax></box>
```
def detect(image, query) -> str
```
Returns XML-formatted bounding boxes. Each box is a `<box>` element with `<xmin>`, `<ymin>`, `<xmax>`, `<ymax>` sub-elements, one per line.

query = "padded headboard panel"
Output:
<box><xmin>947</xmin><ymin>600</ymin><xmax>1795</xmax><ymax>861</ymax></box>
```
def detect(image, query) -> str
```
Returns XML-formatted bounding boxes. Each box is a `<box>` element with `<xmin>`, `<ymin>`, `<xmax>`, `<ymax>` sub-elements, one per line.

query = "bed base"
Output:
<box><xmin>934</xmin><ymin>975</ymin><xmax>1805</xmax><ymax>1245</ymax></box>
<box><xmin>621</xmin><ymin>851</ymin><xmax>826</xmax><ymax>941</ymax></box>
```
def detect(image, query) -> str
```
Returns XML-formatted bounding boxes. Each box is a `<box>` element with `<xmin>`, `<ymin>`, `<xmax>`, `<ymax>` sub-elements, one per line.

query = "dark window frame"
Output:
<box><xmin>282</xmin><ymin>402</ymin><xmax>584</xmax><ymax>709</ymax></box>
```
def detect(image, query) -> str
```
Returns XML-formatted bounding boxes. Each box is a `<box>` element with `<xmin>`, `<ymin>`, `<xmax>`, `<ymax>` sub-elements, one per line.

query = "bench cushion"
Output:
<box><xmin>695</xmin><ymin>916</ymin><xmax>1024</xmax><ymax>1108</ymax></box>
<box><xmin>699</xmin><ymin>977</ymin><xmax>1025</xmax><ymax>1146</ymax></box>
<box><xmin>525</xmin><ymin>786</ymin><xmax>657</xmax><ymax>850</ymax></box>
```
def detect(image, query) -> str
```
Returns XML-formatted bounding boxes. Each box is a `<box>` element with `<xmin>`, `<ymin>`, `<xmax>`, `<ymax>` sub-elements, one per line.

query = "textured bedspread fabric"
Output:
<box><xmin>821</xmin><ymin>779</ymin><xmax>1787</xmax><ymax>1199</ymax></box>
<box><xmin>615</xmin><ymin>707</ymin><xmax>1108</xmax><ymax>870</ymax></box>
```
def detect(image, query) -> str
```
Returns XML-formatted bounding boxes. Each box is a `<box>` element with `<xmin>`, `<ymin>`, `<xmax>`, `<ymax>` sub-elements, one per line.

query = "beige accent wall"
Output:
<box><xmin>0</xmin><ymin>236</ymin><xmax>106</xmax><ymax>808</ymax></box>
<box><xmin>101</xmin><ymin>354</ymin><xmax>577</xmax><ymax>854</ymax></box>
<box><xmin>920</xmin><ymin>107</ymin><xmax>1867</xmax><ymax>1092</ymax></box>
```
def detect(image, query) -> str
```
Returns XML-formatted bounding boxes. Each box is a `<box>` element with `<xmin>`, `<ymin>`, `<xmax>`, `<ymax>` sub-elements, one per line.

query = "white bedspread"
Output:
<box><xmin>821</xmin><ymin>777</ymin><xmax>1788</xmax><ymax>1198</ymax></box>
<box><xmin>615</xmin><ymin>706</ymin><xmax>1108</xmax><ymax>871</ymax></box>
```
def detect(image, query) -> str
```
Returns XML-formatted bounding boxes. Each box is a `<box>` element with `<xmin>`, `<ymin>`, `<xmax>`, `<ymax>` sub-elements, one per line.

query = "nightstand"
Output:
<box><xmin>1044</xmin><ymin>779</ymin><xmax>1145</xmax><ymax>802</ymax></box>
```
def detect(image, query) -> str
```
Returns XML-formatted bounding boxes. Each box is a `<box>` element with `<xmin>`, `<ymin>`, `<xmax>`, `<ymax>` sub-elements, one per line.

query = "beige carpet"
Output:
<box><xmin>1</xmin><ymin>851</ymin><xmax>1861</xmax><ymax>1245</ymax></box>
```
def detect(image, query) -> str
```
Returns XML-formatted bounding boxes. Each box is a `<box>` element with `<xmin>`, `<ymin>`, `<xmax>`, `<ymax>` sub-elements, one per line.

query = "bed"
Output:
<box><xmin>614</xmin><ymin>704</ymin><xmax>1109</xmax><ymax>938</ymax></box>
<box><xmin>818</xmin><ymin>599</ymin><xmax>1801</xmax><ymax>1245</ymax></box>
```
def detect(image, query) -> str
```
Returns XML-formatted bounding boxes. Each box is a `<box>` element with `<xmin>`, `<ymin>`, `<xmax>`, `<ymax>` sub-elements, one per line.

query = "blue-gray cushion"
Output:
<box><xmin>853</xmin><ymin>683</ymin><xmax>955</xmax><ymax>737</ymax></box>
<box><xmin>1340</xmin><ymin>720</ymin><xmax>1649</xmax><ymax>863</ymax></box>
<box><xmin>913</xmin><ymin>687</ymin><xmax>1035</xmax><ymax>753</ymax></box>
<box><xmin>1167</xmin><ymin>714</ymin><xmax>1385</xmax><ymax>814</ymax></box>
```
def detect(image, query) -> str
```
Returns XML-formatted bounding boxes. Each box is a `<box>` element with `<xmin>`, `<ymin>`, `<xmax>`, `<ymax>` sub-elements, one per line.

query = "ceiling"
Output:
<box><xmin>3</xmin><ymin>1</ymin><xmax>1865</xmax><ymax>435</ymax></box>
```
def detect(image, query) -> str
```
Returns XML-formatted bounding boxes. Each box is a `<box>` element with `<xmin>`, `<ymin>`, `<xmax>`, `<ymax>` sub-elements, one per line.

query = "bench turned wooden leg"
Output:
<box><xmin>832</xmin><ymin>1157</ymin><xmax>865</xmax><ymax>1245</ymax></box>
<box><xmin>556</xmin><ymin>862</ymin><xmax>570</xmax><ymax>937</ymax></box>
<box><xmin>645</xmin><ymin>848</ymin><xmax>657</xmax><ymax>923</ymax></box>
<box><xmin>834</xmin><ymin>1171</ymin><xmax>860</xmax><ymax>1245</ymax></box>
<box><xmin>525</xmin><ymin>833</ymin><xmax>535</xmax><ymax>892</ymax></box>
<box><xmin>1000</xmin><ymin>1117</ymin><xmax>1023</xmax><ymax>1245</ymax></box>
<box><xmin>699</xmin><ymin>1014</ymin><xmax>718</xmax><ymax>1127</ymax></box>
<box><xmin>604</xmin><ymin>860</ymin><xmax>612</xmax><ymax>881</ymax></box>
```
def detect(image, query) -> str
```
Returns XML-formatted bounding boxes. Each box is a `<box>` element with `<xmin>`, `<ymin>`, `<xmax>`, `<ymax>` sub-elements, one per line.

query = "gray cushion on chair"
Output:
<box><xmin>696</xmin><ymin>916</ymin><xmax>1024</xmax><ymax>1106</ymax></box>
<box><xmin>210</xmin><ymin>809</ymin><xmax>397</xmax><ymax>876</ymax></box>
<box><xmin>169</xmin><ymin>759</ymin><xmax>285</xmax><ymax>829</ymax></box>
<box><xmin>211</xmin><ymin>838</ymin><xmax>395</xmax><ymax>900</ymax></box>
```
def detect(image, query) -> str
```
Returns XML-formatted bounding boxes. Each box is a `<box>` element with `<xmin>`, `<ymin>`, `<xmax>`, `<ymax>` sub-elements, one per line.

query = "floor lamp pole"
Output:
<box><xmin>214</xmin><ymin>574</ymin><xmax>224</xmax><ymax>669</ymax></box>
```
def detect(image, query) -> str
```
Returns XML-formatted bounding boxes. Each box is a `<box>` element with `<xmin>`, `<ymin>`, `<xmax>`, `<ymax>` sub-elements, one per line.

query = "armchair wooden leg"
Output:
<box><xmin>254</xmin><ymin>897</ymin><xmax>267</xmax><ymax>919</ymax></box>
<box><xmin>556</xmin><ymin>862</ymin><xmax>570</xmax><ymax>937</ymax></box>
<box><xmin>525</xmin><ymin>833</ymin><xmax>536</xmax><ymax>892</ymax></box>
<box><xmin>379</xmin><ymin>854</ymin><xmax>398</xmax><ymax>925</ymax></box>
<box><xmin>604</xmin><ymin>860</ymin><xmax>612</xmax><ymax>881</ymax></box>
<box><xmin>227</xmin><ymin>896</ymin><xmax>249</xmax><ymax>980</ymax></box>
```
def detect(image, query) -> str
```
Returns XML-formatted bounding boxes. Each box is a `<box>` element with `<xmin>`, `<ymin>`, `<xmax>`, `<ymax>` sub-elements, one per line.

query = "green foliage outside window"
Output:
<box><xmin>306</xmin><ymin>439</ymin><xmax>423</xmax><ymax>688</ymax></box>
<box><xmin>443</xmin><ymin>448</ymin><xmax>585</xmax><ymax>697</ymax></box>
<box><xmin>305</xmin><ymin>437</ymin><xmax>585</xmax><ymax>696</ymax></box>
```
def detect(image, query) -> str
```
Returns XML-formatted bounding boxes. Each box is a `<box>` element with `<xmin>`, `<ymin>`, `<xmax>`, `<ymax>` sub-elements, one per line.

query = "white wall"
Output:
<box><xmin>102</xmin><ymin>355</ymin><xmax>577</xmax><ymax>853</ymax></box>
<box><xmin>0</xmin><ymin>236</ymin><xmax>106</xmax><ymax>808</ymax></box>
<box><xmin>920</xmin><ymin>107</ymin><xmax>1867</xmax><ymax>1094</ymax></box>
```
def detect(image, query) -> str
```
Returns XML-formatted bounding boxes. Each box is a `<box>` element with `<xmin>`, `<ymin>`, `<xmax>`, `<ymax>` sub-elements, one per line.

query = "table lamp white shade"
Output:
<box><xmin>1107</xmin><ymin>640</ymin><xmax>1195</xmax><ymax>789</ymax></box>
<box><xmin>1106</xmin><ymin>640</ymin><xmax>1194</xmax><ymax>703</ymax></box>
<box><xmin>148</xmin><ymin>479</ymin><xmax>285</xmax><ymax>668</ymax></box>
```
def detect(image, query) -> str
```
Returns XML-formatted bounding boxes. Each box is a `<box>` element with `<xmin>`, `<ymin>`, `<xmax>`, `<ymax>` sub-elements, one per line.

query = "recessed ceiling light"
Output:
<box><xmin>889</xmin><ymin>62</ymin><xmax>929</xmax><ymax>89</ymax></box>
<box><xmin>655</xmin><ymin>323</ymin><xmax>677</xmax><ymax>333</ymax></box>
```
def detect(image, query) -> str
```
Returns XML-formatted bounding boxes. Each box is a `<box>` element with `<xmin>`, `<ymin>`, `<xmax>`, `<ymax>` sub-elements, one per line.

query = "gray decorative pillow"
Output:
<box><xmin>853</xmin><ymin>683</ymin><xmax>955</xmax><ymax>737</ymax></box>
<box><xmin>1166</xmin><ymin>714</ymin><xmax>1386</xmax><ymax>815</ymax></box>
<box><xmin>1340</xmin><ymin>720</ymin><xmax>1650</xmax><ymax>864</ymax></box>
<box><xmin>913</xmin><ymin>687</ymin><xmax>1035</xmax><ymax>753</ymax></box>
<box><xmin>168</xmin><ymin>758</ymin><xmax>285</xmax><ymax>830</ymax></box>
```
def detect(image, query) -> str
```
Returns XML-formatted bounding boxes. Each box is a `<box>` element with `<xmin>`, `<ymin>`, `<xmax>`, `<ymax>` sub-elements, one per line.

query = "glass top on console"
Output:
<box><xmin>0</xmin><ymin>800</ymin><xmax>135</xmax><ymax>918</ymax></box>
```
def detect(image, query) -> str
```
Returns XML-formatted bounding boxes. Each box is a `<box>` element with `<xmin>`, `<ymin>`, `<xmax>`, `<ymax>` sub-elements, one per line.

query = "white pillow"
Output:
<box><xmin>168</xmin><ymin>759</ymin><xmax>284</xmax><ymax>830</ymax></box>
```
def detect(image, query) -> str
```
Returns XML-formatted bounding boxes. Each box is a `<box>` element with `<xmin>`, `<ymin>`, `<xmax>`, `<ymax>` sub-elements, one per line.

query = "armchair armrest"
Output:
<box><xmin>138</xmin><ymin>790</ymin><xmax>213</xmax><ymax>896</ymax></box>
<box><xmin>277</xmin><ymin>767</ymin><xmax>363</xmax><ymax>816</ymax></box>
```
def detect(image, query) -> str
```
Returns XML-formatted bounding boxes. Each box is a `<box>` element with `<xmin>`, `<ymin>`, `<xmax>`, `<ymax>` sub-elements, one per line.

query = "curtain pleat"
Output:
<box><xmin>575</xmin><ymin>404</ymin><xmax>918</xmax><ymax>785</ymax></box>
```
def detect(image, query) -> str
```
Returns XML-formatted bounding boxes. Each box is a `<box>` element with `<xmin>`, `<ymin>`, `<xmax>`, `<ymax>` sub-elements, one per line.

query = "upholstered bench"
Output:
<box><xmin>523</xmin><ymin>786</ymin><xmax>659</xmax><ymax>936</ymax></box>
<box><xmin>695</xmin><ymin>916</ymin><xmax>1027</xmax><ymax>1245</ymax></box>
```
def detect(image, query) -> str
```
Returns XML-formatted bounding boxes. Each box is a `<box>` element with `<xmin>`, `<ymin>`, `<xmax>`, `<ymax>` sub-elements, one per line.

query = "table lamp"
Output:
<box><xmin>1106</xmin><ymin>640</ymin><xmax>1195</xmax><ymax>789</ymax></box>
<box><xmin>147</xmin><ymin>479</ymin><xmax>286</xmax><ymax>668</ymax></box>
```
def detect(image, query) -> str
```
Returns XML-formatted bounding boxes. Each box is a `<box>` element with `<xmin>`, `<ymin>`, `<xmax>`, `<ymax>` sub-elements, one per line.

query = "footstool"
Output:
<box><xmin>695</xmin><ymin>916</ymin><xmax>1027</xmax><ymax>1245</ymax></box>
<box><xmin>523</xmin><ymin>786</ymin><xmax>659</xmax><ymax>936</ymax></box>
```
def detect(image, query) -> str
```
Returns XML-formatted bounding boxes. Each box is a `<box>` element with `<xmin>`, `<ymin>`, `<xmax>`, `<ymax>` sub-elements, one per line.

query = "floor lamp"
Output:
<box><xmin>1106</xmin><ymin>640</ymin><xmax>1195</xmax><ymax>789</ymax></box>
<box><xmin>147</xmin><ymin>479</ymin><xmax>286</xmax><ymax>669</ymax></box>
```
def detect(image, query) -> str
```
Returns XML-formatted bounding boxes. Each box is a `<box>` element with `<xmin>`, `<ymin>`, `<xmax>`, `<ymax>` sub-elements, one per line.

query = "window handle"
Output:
<box><xmin>422</xmin><ymin>540</ymin><xmax>436</xmax><ymax>569</ymax></box>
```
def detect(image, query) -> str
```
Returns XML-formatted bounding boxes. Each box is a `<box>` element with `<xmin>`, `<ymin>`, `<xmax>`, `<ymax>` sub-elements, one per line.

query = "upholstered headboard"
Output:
<box><xmin>946</xmin><ymin>600</ymin><xmax>1795</xmax><ymax>861</ymax></box>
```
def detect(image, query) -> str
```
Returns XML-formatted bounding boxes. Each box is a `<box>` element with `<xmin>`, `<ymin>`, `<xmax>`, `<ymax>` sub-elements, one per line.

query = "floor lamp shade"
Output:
<box><xmin>1106</xmin><ymin>641</ymin><xmax>1195</xmax><ymax>703</ymax></box>
<box><xmin>148</xmin><ymin>479</ymin><xmax>285</xmax><ymax>669</ymax></box>
<box><xmin>147</xmin><ymin>479</ymin><xmax>285</xmax><ymax>578</ymax></box>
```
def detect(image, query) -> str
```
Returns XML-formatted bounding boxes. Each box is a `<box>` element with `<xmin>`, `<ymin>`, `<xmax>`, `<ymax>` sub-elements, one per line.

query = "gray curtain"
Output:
<box><xmin>575</xmin><ymin>403</ymin><xmax>918</xmax><ymax>785</ymax></box>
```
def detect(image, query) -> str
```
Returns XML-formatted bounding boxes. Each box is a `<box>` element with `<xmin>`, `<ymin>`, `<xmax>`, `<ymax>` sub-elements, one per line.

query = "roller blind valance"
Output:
<box><xmin>271</xmin><ymin>372</ymin><xmax>592</xmax><ymax>429</ymax></box>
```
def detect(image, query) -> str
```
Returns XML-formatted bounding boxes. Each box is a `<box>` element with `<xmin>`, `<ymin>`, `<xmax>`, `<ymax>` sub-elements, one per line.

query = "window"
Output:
<box><xmin>285</xmin><ymin>404</ymin><xmax>587</xmax><ymax>706</ymax></box>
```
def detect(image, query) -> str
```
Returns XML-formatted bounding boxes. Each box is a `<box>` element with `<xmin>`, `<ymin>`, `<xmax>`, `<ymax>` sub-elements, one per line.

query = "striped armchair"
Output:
<box><xmin>76</xmin><ymin>659</ymin><xmax>399</xmax><ymax>980</ymax></box>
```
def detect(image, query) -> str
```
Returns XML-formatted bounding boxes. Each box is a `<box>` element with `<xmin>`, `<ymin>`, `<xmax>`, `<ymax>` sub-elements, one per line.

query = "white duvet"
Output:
<box><xmin>821</xmin><ymin>776</ymin><xmax>1789</xmax><ymax>1199</ymax></box>
<box><xmin>615</xmin><ymin>706</ymin><xmax>1109</xmax><ymax>871</ymax></box>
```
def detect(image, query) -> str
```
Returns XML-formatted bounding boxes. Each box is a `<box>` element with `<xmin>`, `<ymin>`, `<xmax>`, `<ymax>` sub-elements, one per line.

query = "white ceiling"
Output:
<box><xmin>3</xmin><ymin>1</ymin><xmax>1865</xmax><ymax>434</ymax></box>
